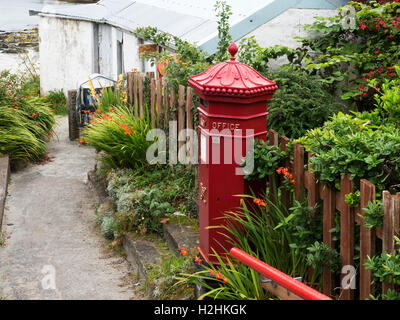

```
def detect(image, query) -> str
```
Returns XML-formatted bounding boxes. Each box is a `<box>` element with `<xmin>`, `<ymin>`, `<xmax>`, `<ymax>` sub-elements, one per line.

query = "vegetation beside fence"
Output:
<box><xmin>263</xmin><ymin>128</ymin><xmax>400</xmax><ymax>300</ymax></box>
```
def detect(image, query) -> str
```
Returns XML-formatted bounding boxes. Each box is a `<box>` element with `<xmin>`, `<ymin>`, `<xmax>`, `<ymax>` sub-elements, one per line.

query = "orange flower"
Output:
<box><xmin>194</xmin><ymin>256</ymin><xmax>202</xmax><ymax>265</ymax></box>
<box><xmin>179</xmin><ymin>247</ymin><xmax>188</xmax><ymax>256</ymax></box>
<box><xmin>209</xmin><ymin>269</ymin><xmax>215</xmax><ymax>276</ymax></box>
<box><xmin>216</xmin><ymin>272</ymin><xmax>223</xmax><ymax>280</ymax></box>
<box><xmin>96</xmin><ymin>109</ymin><xmax>101</xmax><ymax>113</ymax></box>
<box><xmin>223</xmin><ymin>277</ymin><xmax>229</xmax><ymax>283</ymax></box>
<box><xmin>253</xmin><ymin>198</ymin><xmax>267</xmax><ymax>207</ymax></box>
<box><xmin>108</xmin><ymin>107</ymin><xmax>114</xmax><ymax>111</ymax></box>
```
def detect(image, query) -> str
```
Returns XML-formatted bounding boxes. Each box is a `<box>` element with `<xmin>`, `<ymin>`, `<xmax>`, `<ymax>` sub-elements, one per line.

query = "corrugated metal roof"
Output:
<box><xmin>33</xmin><ymin>0</ymin><xmax>349</xmax><ymax>55</ymax></box>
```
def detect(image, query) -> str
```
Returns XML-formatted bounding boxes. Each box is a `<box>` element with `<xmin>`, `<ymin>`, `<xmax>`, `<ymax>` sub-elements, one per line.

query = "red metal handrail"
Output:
<box><xmin>230</xmin><ymin>247</ymin><xmax>332</xmax><ymax>300</ymax></box>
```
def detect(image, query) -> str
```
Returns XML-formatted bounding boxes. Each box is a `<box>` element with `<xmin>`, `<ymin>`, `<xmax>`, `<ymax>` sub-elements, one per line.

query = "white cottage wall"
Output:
<box><xmin>122</xmin><ymin>32</ymin><xmax>141</xmax><ymax>74</ymax></box>
<box><xmin>244</xmin><ymin>8</ymin><xmax>336</xmax><ymax>49</ymax></box>
<box><xmin>39</xmin><ymin>16</ymin><xmax>95</xmax><ymax>95</ymax></box>
<box><xmin>98</xmin><ymin>24</ymin><xmax>113</xmax><ymax>78</ymax></box>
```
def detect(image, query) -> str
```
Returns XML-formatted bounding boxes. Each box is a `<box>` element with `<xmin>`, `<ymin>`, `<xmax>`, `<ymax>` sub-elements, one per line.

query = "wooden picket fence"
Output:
<box><xmin>267</xmin><ymin>128</ymin><xmax>400</xmax><ymax>300</ymax></box>
<box><xmin>125</xmin><ymin>71</ymin><xmax>196</xmax><ymax>165</ymax></box>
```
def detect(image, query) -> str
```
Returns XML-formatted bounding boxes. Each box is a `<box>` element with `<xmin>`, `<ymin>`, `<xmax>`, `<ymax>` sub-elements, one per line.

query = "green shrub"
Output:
<box><xmin>365</xmin><ymin>236</ymin><xmax>400</xmax><ymax>300</ymax></box>
<box><xmin>101</xmin><ymin>215</ymin><xmax>118</xmax><ymax>240</ymax></box>
<box><xmin>45</xmin><ymin>89</ymin><xmax>67</xmax><ymax>116</ymax></box>
<box><xmin>296</xmin><ymin>1</ymin><xmax>400</xmax><ymax>110</ymax></box>
<box><xmin>83</xmin><ymin>104</ymin><xmax>153</xmax><ymax>169</ymax></box>
<box><xmin>266</xmin><ymin>67</ymin><xmax>344</xmax><ymax>139</ymax></box>
<box><xmin>373</xmin><ymin>65</ymin><xmax>400</xmax><ymax>124</ymax></box>
<box><xmin>105</xmin><ymin>165</ymin><xmax>196</xmax><ymax>236</ymax></box>
<box><xmin>297</xmin><ymin>111</ymin><xmax>400</xmax><ymax>193</ymax></box>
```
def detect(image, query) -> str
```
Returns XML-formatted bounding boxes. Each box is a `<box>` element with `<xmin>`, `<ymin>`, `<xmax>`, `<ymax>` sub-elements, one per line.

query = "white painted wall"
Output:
<box><xmin>98</xmin><ymin>24</ymin><xmax>113</xmax><ymax>78</ymax></box>
<box><xmin>245</xmin><ymin>8</ymin><xmax>336</xmax><ymax>49</ymax></box>
<box><xmin>122</xmin><ymin>31</ymin><xmax>142</xmax><ymax>74</ymax></box>
<box><xmin>39</xmin><ymin>16</ymin><xmax>95</xmax><ymax>96</ymax></box>
<box><xmin>243</xmin><ymin>8</ymin><xmax>337</xmax><ymax>69</ymax></box>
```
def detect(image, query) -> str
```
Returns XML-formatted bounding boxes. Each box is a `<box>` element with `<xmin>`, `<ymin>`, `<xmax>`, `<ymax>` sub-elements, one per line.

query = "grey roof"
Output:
<box><xmin>32</xmin><ymin>0</ymin><xmax>349</xmax><ymax>55</ymax></box>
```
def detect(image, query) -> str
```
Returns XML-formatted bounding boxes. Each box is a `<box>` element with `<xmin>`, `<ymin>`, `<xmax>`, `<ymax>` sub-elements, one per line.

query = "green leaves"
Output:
<box><xmin>265</xmin><ymin>67</ymin><xmax>344</xmax><ymax>139</ymax></box>
<box><xmin>360</xmin><ymin>199</ymin><xmax>383</xmax><ymax>228</ymax></box>
<box><xmin>242</xmin><ymin>139</ymin><xmax>286</xmax><ymax>181</ymax></box>
<box><xmin>365</xmin><ymin>236</ymin><xmax>400</xmax><ymax>298</ymax></box>
<box><xmin>296</xmin><ymin>111</ymin><xmax>400</xmax><ymax>193</ymax></box>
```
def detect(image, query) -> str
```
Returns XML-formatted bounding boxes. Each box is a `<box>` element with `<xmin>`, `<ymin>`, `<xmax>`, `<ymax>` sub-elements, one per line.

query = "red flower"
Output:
<box><xmin>179</xmin><ymin>247</ymin><xmax>188</xmax><ymax>256</ymax></box>
<box><xmin>360</xmin><ymin>23</ymin><xmax>366</xmax><ymax>30</ymax></box>
<box><xmin>389</xmin><ymin>34</ymin><xmax>393</xmax><ymax>39</ymax></box>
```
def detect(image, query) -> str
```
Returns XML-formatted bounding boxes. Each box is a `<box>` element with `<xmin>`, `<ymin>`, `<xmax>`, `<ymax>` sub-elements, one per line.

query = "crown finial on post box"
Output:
<box><xmin>228</xmin><ymin>42</ymin><xmax>238</xmax><ymax>61</ymax></box>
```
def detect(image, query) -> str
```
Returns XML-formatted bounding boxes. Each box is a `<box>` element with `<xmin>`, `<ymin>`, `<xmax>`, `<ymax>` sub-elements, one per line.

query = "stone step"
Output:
<box><xmin>122</xmin><ymin>233</ymin><xmax>164</xmax><ymax>295</ymax></box>
<box><xmin>163</xmin><ymin>223</ymin><xmax>199</xmax><ymax>255</ymax></box>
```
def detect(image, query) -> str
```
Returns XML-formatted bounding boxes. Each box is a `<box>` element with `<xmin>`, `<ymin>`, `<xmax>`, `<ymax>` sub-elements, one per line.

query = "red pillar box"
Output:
<box><xmin>188</xmin><ymin>43</ymin><xmax>278</xmax><ymax>264</ymax></box>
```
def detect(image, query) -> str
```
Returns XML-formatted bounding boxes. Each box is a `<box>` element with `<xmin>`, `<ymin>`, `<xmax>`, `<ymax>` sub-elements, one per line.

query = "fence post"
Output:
<box><xmin>68</xmin><ymin>89</ymin><xmax>79</xmax><ymax>141</ymax></box>
<box><xmin>133</xmin><ymin>72</ymin><xmax>138</xmax><ymax>117</ymax></box>
<box><xmin>156</xmin><ymin>78</ymin><xmax>162</xmax><ymax>128</ymax></box>
<box><xmin>138</xmin><ymin>75</ymin><xmax>144</xmax><ymax>119</ymax></box>
<box><xmin>151</xmin><ymin>78</ymin><xmax>156</xmax><ymax>127</ymax></box>
<box><xmin>359</xmin><ymin>179</ymin><xmax>376</xmax><ymax>300</ymax></box>
<box><xmin>163</xmin><ymin>81</ymin><xmax>169</xmax><ymax>128</ymax></box>
<box><xmin>186</xmin><ymin>87</ymin><xmax>193</xmax><ymax>167</ymax></box>
<box><xmin>178</xmin><ymin>85</ymin><xmax>186</xmax><ymax>163</ymax></box>
<box><xmin>382</xmin><ymin>191</ymin><xmax>400</xmax><ymax>295</ymax></box>
<box><xmin>127</xmin><ymin>72</ymin><xmax>134</xmax><ymax>107</ymax></box>
<box><xmin>320</xmin><ymin>184</ymin><xmax>336</xmax><ymax>297</ymax></box>
<box><xmin>268</xmin><ymin>130</ymin><xmax>279</xmax><ymax>204</ymax></box>
<box><xmin>339</xmin><ymin>174</ymin><xmax>354</xmax><ymax>300</ymax></box>
<box><xmin>280</xmin><ymin>136</ymin><xmax>291</xmax><ymax>210</ymax></box>
<box><xmin>293</xmin><ymin>143</ymin><xmax>304</xmax><ymax>202</ymax></box>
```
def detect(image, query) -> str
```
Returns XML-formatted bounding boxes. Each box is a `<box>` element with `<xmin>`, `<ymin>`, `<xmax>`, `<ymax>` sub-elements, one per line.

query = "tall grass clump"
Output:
<box><xmin>83</xmin><ymin>104</ymin><xmax>153</xmax><ymax>169</ymax></box>
<box><xmin>0</xmin><ymin>67</ymin><xmax>55</xmax><ymax>164</ymax></box>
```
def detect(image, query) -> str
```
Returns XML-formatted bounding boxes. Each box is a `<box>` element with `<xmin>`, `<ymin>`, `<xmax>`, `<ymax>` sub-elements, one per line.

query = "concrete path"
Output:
<box><xmin>0</xmin><ymin>117</ymin><xmax>136</xmax><ymax>300</ymax></box>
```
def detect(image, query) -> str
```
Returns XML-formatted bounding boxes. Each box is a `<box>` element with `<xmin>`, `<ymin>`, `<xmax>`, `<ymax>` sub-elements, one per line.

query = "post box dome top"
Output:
<box><xmin>188</xmin><ymin>42</ymin><xmax>278</xmax><ymax>100</ymax></box>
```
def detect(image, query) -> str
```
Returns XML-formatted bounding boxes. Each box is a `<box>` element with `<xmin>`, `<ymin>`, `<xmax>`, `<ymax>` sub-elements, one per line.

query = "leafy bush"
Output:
<box><xmin>83</xmin><ymin>104</ymin><xmax>152</xmax><ymax>169</ymax></box>
<box><xmin>101</xmin><ymin>215</ymin><xmax>118</xmax><ymax>240</ymax></box>
<box><xmin>373</xmin><ymin>65</ymin><xmax>400</xmax><ymax>124</ymax></box>
<box><xmin>360</xmin><ymin>199</ymin><xmax>383</xmax><ymax>228</ymax></box>
<box><xmin>266</xmin><ymin>67</ymin><xmax>344</xmax><ymax>138</ymax></box>
<box><xmin>105</xmin><ymin>165</ymin><xmax>196</xmax><ymax>236</ymax></box>
<box><xmin>45</xmin><ymin>89</ymin><xmax>67</xmax><ymax>116</ymax></box>
<box><xmin>365</xmin><ymin>236</ymin><xmax>400</xmax><ymax>299</ymax></box>
<box><xmin>296</xmin><ymin>111</ymin><xmax>400</xmax><ymax>193</ymax></box>
<box><xmin>242</xmin><ymin>139</ymin><xmax>286</xmax><ymax>180</ymax></box>
<box><xmin>295</xmin><ymin>1</ymin><xmax>400</xmax><ymax>110</ymax></box>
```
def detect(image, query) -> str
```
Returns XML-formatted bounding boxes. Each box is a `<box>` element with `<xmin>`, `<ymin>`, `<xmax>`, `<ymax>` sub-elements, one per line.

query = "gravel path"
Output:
<box><xmin>0</xmin><ymin>116</ymin><xmax>137</xmax><ymax>300</ymax></box>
